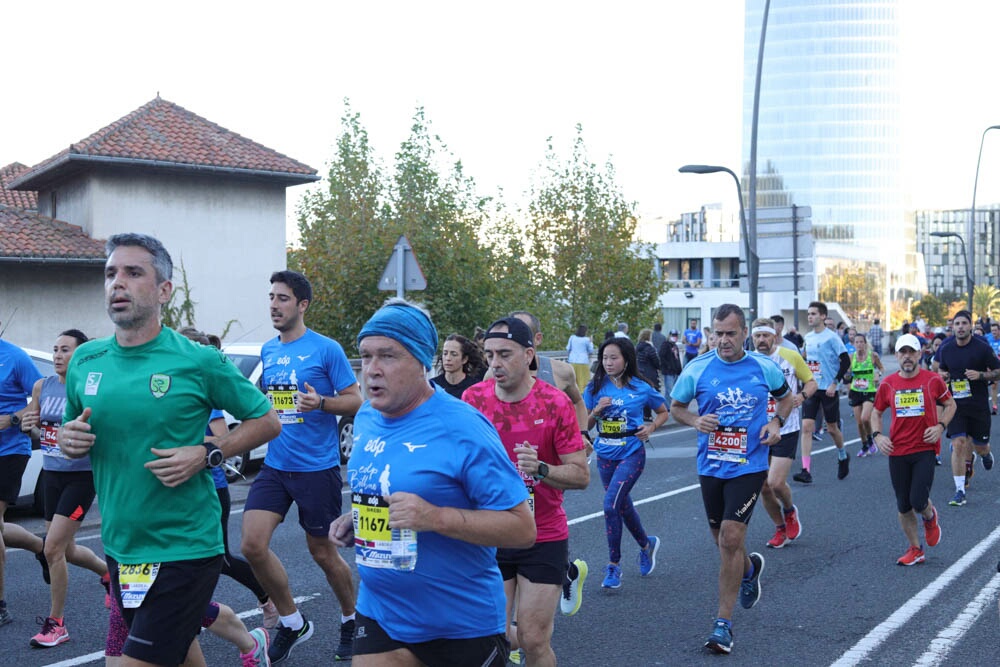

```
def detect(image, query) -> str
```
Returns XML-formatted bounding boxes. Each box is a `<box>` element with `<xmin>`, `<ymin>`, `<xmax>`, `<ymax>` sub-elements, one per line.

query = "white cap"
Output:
<box><xmin>895</xmin><ymin>333</ymin><xmax>922</xmax><ymax>352</ymax></box>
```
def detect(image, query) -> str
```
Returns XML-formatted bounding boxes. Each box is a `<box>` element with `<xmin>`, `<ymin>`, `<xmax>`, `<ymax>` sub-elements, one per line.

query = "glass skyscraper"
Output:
<box><xmin>743</xmin><ymin>0</ymin><xmax>908</xmax><ymax>321</ymax></box>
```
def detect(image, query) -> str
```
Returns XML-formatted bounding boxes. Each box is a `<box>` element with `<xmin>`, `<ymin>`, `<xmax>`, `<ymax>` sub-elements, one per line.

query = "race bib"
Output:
<box><xmin>40</xmin><ymin>420</ymin><xmax>63</xmax><ymax>458</ymax></box>
<box><xmin>851</xmin><ymin>377</ymin><xmax>871</xmax><ymax>392</ymax></box>
<box><xmin>526</xmin><ymin>483</ymin><xmax>535</xmax><ymax>515</ymax></box>
<box><xmin>266</xmin><ymin>384</ymin><xmax>303</xmax><ymax>425</ymax></box>
<box><xmin>950</xmin><ymin>379</ymin><xmax>971</xmax><ymax>400</ymax></box>
<box><xmin>807</xmin><ymin>360</ymin><xmax>822</xmax><ymax>383</ymax></box>
<box><xmin>707</xmin><ymin>426</ymin><xmax>749</xmax><ymax>464</ymax></box>
<box><xmin>601</xmin><ymin>417</ymin><xmax>626</xmax><ymax>434</ymax></box>
<box><xmin>894</xmin><ymin>388</ymin><xmax>925</xmax><ymax>417</ymax></box>
<box><xmin>352</xmin><ymin>492</ymin><xmax>393</xmax><ymax>569</ymax></box>
<box><xmin>766</xmin><ymin>397</ymin><xmax>776</xmax><ymax>418</ymax></box>
<box><xmin>119</xmin><ymin>562</ymin><xmax>160</xmax><ymax>609</ymax></box>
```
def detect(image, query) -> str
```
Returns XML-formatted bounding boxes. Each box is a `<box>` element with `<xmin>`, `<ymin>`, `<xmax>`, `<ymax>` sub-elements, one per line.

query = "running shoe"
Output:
<box><xmin>983</xmin><ymin>451</ymin><xmax>995</xmax><ymax>471</ymax></box>
<box><xmin>949</xmin><ymin>489</ymin><xmax>967</xmax><ymax>507</ymax></box>
<box><xmin>334</xmin><ymin>618</ymin><xmax>355</xmax><ymax>661</ymax></box>
<box><xmin>896</xmin><ymin>545</ymin><xmax>925</xmax><ymax>566</ymax></box>
<box><xmin>101</xmin><ymin>572</ymin><xmax>111</xmax><ymax>609</ymax></box>
<box><xmin>811</xmin><ymin>430</ymin><xmax>824</xmax><ymax>442</ymax></box>
<box><xmin>993</xmin><ymin>404</ymin><xmax>997</xmax><ymax>415</ymax></box>
<box><xmin>739</xmin><ymin>553</ymin><xmax>764</xmax><ymax>609</ymax></box>
<box><xmin>856</xmin><ymin>445</ymin><xmax>869</xmax><ymax>458</ymax></box>
<box><xmin>507</xmin><ymin>648</ymin><xmax>523</xmax><ymax>665</ymax></box>
<box><xmin>258</xmin><ymin>599</ymin><xmax>278</xmax><ymax>630</ymax></box>
<box><xmin>601</xmin><ymin>564</ymin><xmax>622</xmax><ymax>589</ymax></box>
<box><xmin>268</xmin><ymin>619</ymin><xmax>313</xmax><ymax>664</ymax></box>
<box><xmin>766</xmin><ymin>525</ymin><xmax>788</xmax><ymax>549</ymax></box>
<box><xmin>935</xmin><ymin>455</ymin><xmax>942</xmax><ymax>466</ymax></box>
<box><xmin>792</xmin><ymin>468</ymin><xmax>813</xmax><ymax>484</ymax></box>
<box><xmin>924</xmin><ymin>509</ymin><xmax>941</xmax><ymax>547</ymax></box>
<box><xmin>0</xmin><ymin>604</ymin><xmax>11</xmax><ymax>627</ymax></box>
<box><xmin>785</xmin><ymin>505</ymin><xmax>802</xmax><ymax>541</ymax></box>
<box><xmin>704</xmin><ymin>620</ymin><xmax>733</xmax><ymax>654</ymax></box>
<box><xmin>638</xmin><ymin>536</ymin><xmax>660</xmax><ymax>576</ymax></box>
<box><xmin>241</xmin><ymin>628</ymin><xmax>270</xmax><ymax>667</ymax></box>
<box><xmin>837</xmin><ymin>455</ymin><xmax>850</xmax><ymax>480</ymax></box>
<box><xmin>560</xmin><ymin>559</ymin><xmax>588</xmax><ymax>616</ymax></box>
<box><xmin>30</xmin><ymin>616</ymin><xmax>69</xmax><ymax>648</ymax></box>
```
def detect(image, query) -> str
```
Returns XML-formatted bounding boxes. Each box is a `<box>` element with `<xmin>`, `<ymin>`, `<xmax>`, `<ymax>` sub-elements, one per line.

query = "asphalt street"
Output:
<box><xmin>6</xmin><ymin>356</ymin><xmax>1000</xmax><ymax>666</ymax></box>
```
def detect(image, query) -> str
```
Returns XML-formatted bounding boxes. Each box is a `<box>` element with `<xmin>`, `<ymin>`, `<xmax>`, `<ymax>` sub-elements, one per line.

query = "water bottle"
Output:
<box><xmin>391</xmin><ymin>528</ymin><xmax>418</xmax><ymax>571</ymax></box>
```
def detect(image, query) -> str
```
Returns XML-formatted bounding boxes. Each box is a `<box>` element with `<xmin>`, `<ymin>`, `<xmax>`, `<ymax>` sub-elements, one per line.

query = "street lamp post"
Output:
<box><xmin>930</xmin><ymin>231</ymin><xmax>972</xmax><ymax>310</ymax></box>
<box><xmin>679</xmin><ymin>164</ymin><xmax>757</xmax><ymax>318</ymax></box>
<box><xmin>970</xmin><ymin>125</ymin><xmax>1000</xmax><ymax>314</ymax></box>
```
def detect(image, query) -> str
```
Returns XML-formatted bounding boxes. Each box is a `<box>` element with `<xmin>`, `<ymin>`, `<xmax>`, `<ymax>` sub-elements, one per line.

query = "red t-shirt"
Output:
<box><xmin>463</xmin><ymin>378</ymin><xmax>584</xmax><ymax>542</ymax></box>
<box><xmin>874</xmin><ymin>370</ymin><xmax>951</xmax><ymax>456</ymax></box>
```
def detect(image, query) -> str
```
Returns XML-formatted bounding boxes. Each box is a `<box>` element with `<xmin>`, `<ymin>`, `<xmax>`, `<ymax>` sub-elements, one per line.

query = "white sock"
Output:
<box><xmin>954</xmin><ymin>476</ymin><xmax>965</xmax><ymax>493</ymax></box>
<box><xmin>342</xmin><ymin>613</ymin><xmax>356</xmax><ymax>624</ymax></box>
<box><xmin>279</xmin><ymin>611</ymin><xmax>304</xmax><ymax>631</ymax></box>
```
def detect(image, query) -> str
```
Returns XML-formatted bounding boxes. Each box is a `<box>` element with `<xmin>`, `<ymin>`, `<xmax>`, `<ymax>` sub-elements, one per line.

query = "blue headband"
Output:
<box><xmin>357</xmin><ymin>303</ymin><xmax>439</xmax><ymax>370</ymax></box>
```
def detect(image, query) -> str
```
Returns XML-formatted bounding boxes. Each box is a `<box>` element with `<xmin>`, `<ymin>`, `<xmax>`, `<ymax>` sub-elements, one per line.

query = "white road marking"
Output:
<box><xmin>912</xmin><ymin>573</ymin><xmax>1000</xmax><ymax>667</ymax></box>
<box><xmin>831</xmin><ymin>523</ymin><xmax>1000</xmax><ymax>667</ymax></box>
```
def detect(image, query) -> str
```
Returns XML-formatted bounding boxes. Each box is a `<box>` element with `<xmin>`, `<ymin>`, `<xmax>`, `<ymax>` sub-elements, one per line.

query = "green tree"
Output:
<box><xmin>526</xmin><ymin>125</ymin><xmax>662</xmax><ymax>340</ymax></box>
<box><xmin>910</xmin><ymin>293</ymin><xmax>947</xmax><ymax>326</ymax></box>
<box><xmin>389</xmin><ymin>108</ymin><xmax>509</xmax><ymax>337</ymax></box>
<box><xmin>292</xmin><ymin>101</ymin><xmax>394</xmax><ymax>347</ymax></box>
<box><xmin>818</xmin><ymin>260</ymin><xmax>884</xmax><ymax>318</ymax></box>
<box><xmin>973</xmin><ymin>284</ymin><xmax>1000</xmax><ymax>321</ymax></box>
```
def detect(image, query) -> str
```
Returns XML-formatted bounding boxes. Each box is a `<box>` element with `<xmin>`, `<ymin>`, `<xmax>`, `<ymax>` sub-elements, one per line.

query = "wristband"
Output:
<box><xmin>871</xmin><ymin>431</ymin><xmax>882</xmax><ymax>439</ymax></box>
<box><xmin>319</xmin><ymin>397</ymin><xmax>326</xmax><ymax>411</ymax></box>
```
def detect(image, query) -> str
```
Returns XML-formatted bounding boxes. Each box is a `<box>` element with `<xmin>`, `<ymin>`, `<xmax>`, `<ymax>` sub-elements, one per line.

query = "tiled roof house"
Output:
<box><xmin>2</xmin><ymin>96</ymin><xmax>319</xmax><ymax>348</ymax></box>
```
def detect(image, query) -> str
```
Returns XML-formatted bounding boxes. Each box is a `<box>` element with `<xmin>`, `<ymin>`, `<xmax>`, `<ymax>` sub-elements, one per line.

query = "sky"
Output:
<box><xmin>4</xmin><ymin>1</ymin><xmax>1000</xmax><ymax>242</ymax></box>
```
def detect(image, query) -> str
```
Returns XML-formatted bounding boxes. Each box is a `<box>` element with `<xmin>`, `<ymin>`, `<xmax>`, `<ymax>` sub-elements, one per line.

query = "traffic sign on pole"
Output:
<box><xmin>378</xmin><ymin>235</ymin><xmax>427</xmax><ymax>297</ymax></box>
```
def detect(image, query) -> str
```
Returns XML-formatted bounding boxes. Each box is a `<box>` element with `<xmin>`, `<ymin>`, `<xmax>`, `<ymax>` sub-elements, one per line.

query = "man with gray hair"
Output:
<box><xmin>330</xmin><ymin>298</ymin><xmax>534</xmax><ymax>667</ymax></box>
<box><xmin>614</xmin><ymin>322</ymin><xmax>630</xmax><ymax>339</ymax></box>
<box><xmin>670</xmin><ymin>304</ymin><xmax>794</xmax><ymax>655</ymax></box>
<box><xmin>59</xmin><ymin>233</ymin><xmax>280</xmax><ymax>666</ymax></box>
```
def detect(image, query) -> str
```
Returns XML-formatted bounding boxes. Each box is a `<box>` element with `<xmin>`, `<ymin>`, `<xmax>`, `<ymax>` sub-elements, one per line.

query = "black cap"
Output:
<box><xmin>669</xmin><ymin>329</ymin><xmax>679</xmax><ymax>335</ymax></box>
<box><xmin>484</xmin><ymin>317</ymin><xmax>534</xmax><ymax>348</ymax></box>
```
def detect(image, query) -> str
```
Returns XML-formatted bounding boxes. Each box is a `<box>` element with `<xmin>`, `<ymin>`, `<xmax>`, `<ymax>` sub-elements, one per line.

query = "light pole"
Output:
<box><xmin>970</xmin><ymin>125</ymin><xmax>1000</xmax><ymax>314</ymax></box>
<box><xmin>930</xmin><ymin>231</ymin><xmax>972</xmax><ymax>311</ymax></box>
<box><xmin>678</xmin><ymin>164</ymin><xmax>757</xmax><ymax>318</ymax></box>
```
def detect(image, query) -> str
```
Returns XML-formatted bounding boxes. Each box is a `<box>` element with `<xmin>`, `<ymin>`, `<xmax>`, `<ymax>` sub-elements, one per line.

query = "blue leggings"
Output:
<box><xmin>598</xmin><ymin>449</ymin><xmax>651</xmax><ymax>563</ymax></box>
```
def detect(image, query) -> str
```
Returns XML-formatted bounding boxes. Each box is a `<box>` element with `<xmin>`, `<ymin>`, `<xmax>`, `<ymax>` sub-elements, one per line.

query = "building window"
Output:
<box><xmin>50</xmin><ymin>191</ymin><xmax>57</xmax><ymax>219</ymax></box>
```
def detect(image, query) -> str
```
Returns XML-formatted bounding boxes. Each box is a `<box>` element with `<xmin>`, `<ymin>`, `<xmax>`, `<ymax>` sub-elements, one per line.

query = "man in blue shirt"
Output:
<box><xmin>329</xmin><ymin>299</ymin><xmax>534</xmax><ymax>667</ymax></box>
<box><xmin>241</xmin><ymin>270</ymin><xmax>363</xmax><ymax>663</ymax></box>
<box><xmin>986</xmin><ymin>322</ymin><xmax>1000</xmax><ymax>414</ymax></box>
<box><xmin>683</xmin><ymin>319</ymin><xmax>703</xmax><ymax>364</ymax></box>
<box><xmin>794</xmin><ymin>301</ymin><xmax>852</xmax><ymax>483</ymax></box>
<box><xmin>0</xmin><ymin>332</ymin><xmax>46</xmax><ymax>625</ymax></box>
<box><xmin>671</xmin><ymin>304</ymin><xmax>793</xmax><ymax>655</ymax></box>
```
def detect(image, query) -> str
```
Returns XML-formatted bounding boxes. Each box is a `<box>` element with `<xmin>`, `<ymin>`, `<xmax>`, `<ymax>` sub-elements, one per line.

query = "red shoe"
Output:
<box><xmin>30</xmin><ymin>616</ymin><xmax>70</xmax><ymax>647</ymax></box>
<box><xmin>897</xmin><ymin>545</ymin><xmax>925</xmax><ymax>566</ymax></box>
<box><xmin>924</xmin><ymin>509</ymin><xmax>941</xmax><ymax>547</ymax></box>
<box><xmin>766</xmin><ymin>525</ymin><xmax>788</xmax><ymax>548</ymax></box>
<box><xmin>784</xmin><ymin>505</ymin><xmax>802</xmax><ymax>541</ymax></box>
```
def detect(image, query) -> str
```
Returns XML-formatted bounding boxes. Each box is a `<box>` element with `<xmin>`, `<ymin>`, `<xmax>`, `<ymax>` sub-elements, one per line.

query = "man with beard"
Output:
<box><xmin>935</xmin><ymin>310</ymin><xmax>1000</xmax><ymax>507</ymax></box>
<box><xmin>241</xmin><ymin>270</ymin><xmax>363</xmax><ymax>663</ymax></box>
<box><xmin>871</xmin><ymin>334</ymin><xmax>954</xmax><ymax>565</ymax></box>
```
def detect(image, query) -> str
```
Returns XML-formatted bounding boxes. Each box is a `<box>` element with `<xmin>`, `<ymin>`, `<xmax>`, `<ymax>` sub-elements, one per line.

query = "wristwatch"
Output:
<box><xmin>772</xmin><ymin>413</ymin><xmax>785</xmax><ymax>427</ymax></box>
<box><xmin>202</xmin><ymin>442</ymin><xmax>224</xmax><ymax>469</ymax></box>
<box><xmin>533</xmin><ymin>461</ymin><xmax>549</xmax><ymax>482</ymax></box>
<box><xmin>871</xmin><ymin>431</ymin><xmax>882</xmax><ymax>439</ymax></box>
<box><xmin>8</xmin><ymin>414</ymin><xmax>20</xmax><ymax>428</ymax></box>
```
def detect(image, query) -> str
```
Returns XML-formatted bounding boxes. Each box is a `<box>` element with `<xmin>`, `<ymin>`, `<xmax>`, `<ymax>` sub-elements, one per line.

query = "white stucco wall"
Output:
<box><xmin>39</xmin><ymin>169</ymin><xmax>288</xmax><ymax>343</ymax></box>
<box><xmin>0</xmin><ymin>263</ymin><xmax>109</xmax><ymax>350</ymax></box>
